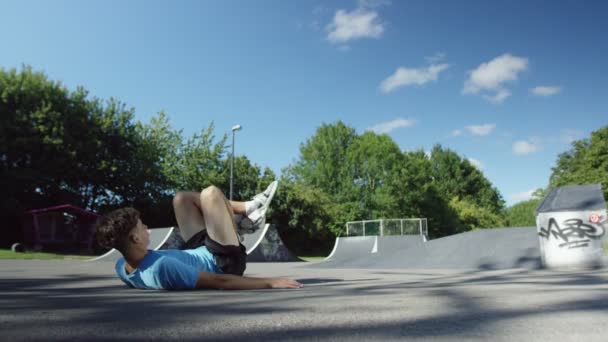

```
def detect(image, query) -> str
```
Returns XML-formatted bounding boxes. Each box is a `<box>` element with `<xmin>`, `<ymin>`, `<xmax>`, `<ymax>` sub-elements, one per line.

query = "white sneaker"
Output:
<box><xmin>238</xmin><ymin>181</ymin><xmax>278</xmax><ymax>234</ymax></box>
<box><xmin>247</xmin><ymin>181</ymin><xmax>278</xmax><ymax>214</ymax></box>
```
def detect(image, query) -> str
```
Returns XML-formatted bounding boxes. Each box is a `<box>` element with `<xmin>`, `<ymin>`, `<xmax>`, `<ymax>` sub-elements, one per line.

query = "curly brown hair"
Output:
<box><xmin>95</xmin><ymin>207</ymin><xmax>140</xmax><ymax>252</ymax></box>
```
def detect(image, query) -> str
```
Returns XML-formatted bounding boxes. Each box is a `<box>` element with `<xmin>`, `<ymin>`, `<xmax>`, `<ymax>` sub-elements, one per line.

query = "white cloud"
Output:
<box><xmin>512</xmin><ymin>140</ymin><xmax>540</xmax><ymax>155</ymax></box>
<box><xmin>464</xmin><ymin>54</ymin><xmax>528</xmax><ymax>92</ymax></box>
<box><xmin>466</xmin><ymin>124</ymin><xmax>496</xmax><ymax>136</ymax></box>
<box><xmin>380</xmin><ymin>63</ymin><xmax>449</xmax><ymax>93</ymax></box>
<box><xmin>452</xmin><ymin>129</ymin><xmax>463</xmax><ymax>137</ymax></box>
<box><xmin>484</xmin><ymin>89</ymin><xmax>511</xmax><ymax>104</ymax></box>
<box><xmin>326</xmin><ymin>8</ymin><xmax>384</xmax><ymax>43</ymax></box>
<box><xmin>468</xmin><ymin>158</ymin><xmax>483</xmax><ymax>170</ymax></box>
<box><xmin>530</xmin><ymin>86</ymin><xmax>561</xmax><ymax>97</ymax></box>
<box><xmin>463</xmin><ymin>54</ymin><xmax>528</xmax><ymax>103</ymax></box>
<box><xmin>368</xmin><ymin>118</ymin><xmax>416</xmax><ymax>134</ymax></box>
<box><xmin>510</xmin><ymin>189</ymin><xmax>536</xmax><ymax>205</ymax></box>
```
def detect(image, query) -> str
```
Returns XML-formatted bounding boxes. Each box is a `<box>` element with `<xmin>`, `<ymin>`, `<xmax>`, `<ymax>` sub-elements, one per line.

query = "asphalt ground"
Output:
<box><xmin>2</xmin><ymin>260</ymin><xmax>608</xmax><ymax>341</ymax></box>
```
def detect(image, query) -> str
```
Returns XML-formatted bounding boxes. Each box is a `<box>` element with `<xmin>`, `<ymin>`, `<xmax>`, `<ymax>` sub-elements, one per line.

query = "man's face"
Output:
<box><xmin>131</xmin><ymin>219</ymin><xmax>150</xmax><ymax>248</ymax></box>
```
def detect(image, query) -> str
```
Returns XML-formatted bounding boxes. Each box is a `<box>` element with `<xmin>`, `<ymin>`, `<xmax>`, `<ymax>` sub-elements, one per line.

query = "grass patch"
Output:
<box><xmin>0</xmin><ymin>249</ymin><xmax>90</xmax><ymax>260</ymax></box>
<box><xmin>298</xmin><ymin>256</ymin><xmax>326</xmax><ymax>262</ymax></box>
<box><xmin>603</xmin><ymin>241</ymin><xmax>608</xmax><ymax>256</ymax></box>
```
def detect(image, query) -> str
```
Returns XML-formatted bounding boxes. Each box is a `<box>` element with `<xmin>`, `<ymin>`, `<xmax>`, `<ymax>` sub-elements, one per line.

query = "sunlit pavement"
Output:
<box><xmin>1</xmin><ymin>260</ymin><xmax>607</xmax><ymax>341</ymax></box>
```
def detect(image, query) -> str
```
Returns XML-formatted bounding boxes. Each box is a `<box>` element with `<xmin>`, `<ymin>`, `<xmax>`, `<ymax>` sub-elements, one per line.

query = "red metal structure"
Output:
<box><xmin>22</xmin><ymin>204</ymin><xmax>100</xmax><ymax>253</ymax></box>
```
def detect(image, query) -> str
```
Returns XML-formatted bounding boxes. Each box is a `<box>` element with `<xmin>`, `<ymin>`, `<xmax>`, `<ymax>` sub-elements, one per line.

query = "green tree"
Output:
<box><xmin>137</xmin><ymin>111</ymin><xmax>183</xmax><ymax>190</ymax></box>
<box><xmin>430</xmin><ymin>145</ymin><xmax>505</xmax><ymax>212</ymax></box>
<box><xmin>269</xmin><ymin>178</ymin><xmax>337</xmax><ymax>255</ymax></box>
<box><xmin>506</xmin><ymin>198</ymin><xmax>542</xmax><ymax>227</ymax></box>
<box><xmin>0</xmin><ymin>65</ymin><xmax>280</xmax><ymax>247</ymax></box>
<box><xmin>222</xmin><ymin>156</ymin><xmax>276</xmax><ymax>201</ymax></box>
<box><xmin>290</xmin><ymin>121</ymin><xmax>357</xmax><ymax>197</ymax></box>
<box><xmin>1</xmin><ymin>66</ymin><xmax>79</xmax><ymax>215</ymax></box>
<box><xmin>0</xmin><ymin>66</ymin><xmax>171</xmax><ymax>245</ymax></box>
<box><xmin>549</xmin><ymin>126</ymin><xmax>608</xmax><ymax>199</ymax></box>
<box><xmin>163</xmin><ymin>122</ymin><xmax>228</xmax><ymax>193</ymax></box>
<box><xmin>86</xmin><ymin>97</ymin><xmax>167</xmax><ymax>209</ymax></box>
<box><xmin>0</xmin><ymin>67</ymin><xmax>141</xmax><ymax>212</ymax></box>
<box><xmin>344</xmin><ymin>131</ymin><xmax>404</xmax><ymax>219</ymax></box>
<box><xmin>283</xmin><ymin>124</ymin><xmax>510</xmax><ymax>245</ymax></box>
<box><xmin>391</xmin><ymin>150</ymin><xmax>461</xmax><ymax>238</ymax></box>
<box><xmin>449</xmin><ymin>197</ymin><xmax>507</xmax><ymax>231</ymax></box>
<box><xmin>137</xmin><ymin>113</ymin><xmax>276</xmax><ymax>200</ymax></box>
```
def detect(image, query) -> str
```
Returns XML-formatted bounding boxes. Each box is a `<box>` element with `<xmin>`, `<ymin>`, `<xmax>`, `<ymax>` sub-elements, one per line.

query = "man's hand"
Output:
<box><xmin>197</xmin><ymin>272</ymin><xmax>303</xmax><ymax>290</ymax></box>
<box><xmin>268</xmin><ymin>278</ymin><xmax>303</xmax><ymax>289</ymax></box>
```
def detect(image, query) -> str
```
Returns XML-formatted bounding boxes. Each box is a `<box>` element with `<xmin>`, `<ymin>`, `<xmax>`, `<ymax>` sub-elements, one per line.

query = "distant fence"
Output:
<box><xmin>346</xmin><ymin>218</ymin><xmax>428</xmax><ymax>238</ymax></box>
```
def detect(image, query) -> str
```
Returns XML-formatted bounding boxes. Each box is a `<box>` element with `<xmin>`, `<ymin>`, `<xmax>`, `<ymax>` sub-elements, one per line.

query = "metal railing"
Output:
<box><xmin>346</xmin><ymin>218</ymin><xmax>428</xmax><ymax>238</ymax></box>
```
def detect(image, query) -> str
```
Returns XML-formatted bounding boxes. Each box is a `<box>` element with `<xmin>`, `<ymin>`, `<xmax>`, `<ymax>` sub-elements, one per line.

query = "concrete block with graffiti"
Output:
<box><xmin>536</xmin><ymin>184</ymin><xmax>607</xmax><ymax>269</ymax></box>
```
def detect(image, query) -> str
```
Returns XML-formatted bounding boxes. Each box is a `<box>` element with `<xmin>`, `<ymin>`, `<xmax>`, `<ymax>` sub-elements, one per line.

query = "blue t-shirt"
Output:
<box><xmin>115</xmin><ymin>246</ymin><xmax>223</xmax><ymax>290</ymax></box>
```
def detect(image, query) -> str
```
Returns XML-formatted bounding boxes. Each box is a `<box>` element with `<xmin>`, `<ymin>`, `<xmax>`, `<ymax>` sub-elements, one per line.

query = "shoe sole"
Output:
<box><xmin>258</xmin><ymin>181</ymin><xmax>278</xmax><ymax>217</ymax></box>
<box><xmin>238</xmin><ymin>181</ymin><xmax>278</xmax><ymax>235</ymax></box>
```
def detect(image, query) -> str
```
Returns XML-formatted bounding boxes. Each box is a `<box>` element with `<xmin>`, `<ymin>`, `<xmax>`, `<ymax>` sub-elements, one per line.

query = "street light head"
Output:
<box><xmin>231</xmin><ymin>124</ymin><xmax>242</xmax><ymax>131</ymax></box>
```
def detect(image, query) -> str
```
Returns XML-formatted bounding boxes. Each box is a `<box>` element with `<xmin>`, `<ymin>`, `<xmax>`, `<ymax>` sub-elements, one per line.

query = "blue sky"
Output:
<box><xmin>1</xmin><ymin>0</ymin><xmax>606</xmax><ymax>206</ymax></box>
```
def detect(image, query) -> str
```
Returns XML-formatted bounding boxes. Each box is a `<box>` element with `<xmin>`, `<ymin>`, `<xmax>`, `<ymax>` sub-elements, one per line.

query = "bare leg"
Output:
<box><xmin>230</xmin><ymin>200</ymin><xmax>246</xmax><ymax>215</ymax></box>
<box><xmin>199</xmin><ymin>186</ymin><xmax>240</xmax><ymax>246</ymax></box>
<box><xmin>173</xmin><ymin>191</ymin><xmax>246</xmax><ymax>241</ymax></box>
<box><xmin>172</xmin><ymin>192</ymin><xmax>206</xmax><ymax>242</ymax></box>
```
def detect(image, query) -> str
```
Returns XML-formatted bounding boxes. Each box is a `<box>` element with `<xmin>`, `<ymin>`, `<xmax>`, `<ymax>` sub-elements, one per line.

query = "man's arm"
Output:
<box><xmin>196</xmin><ymin>271</ymin><xmax>303</xmax><ymax>290</ymax></box>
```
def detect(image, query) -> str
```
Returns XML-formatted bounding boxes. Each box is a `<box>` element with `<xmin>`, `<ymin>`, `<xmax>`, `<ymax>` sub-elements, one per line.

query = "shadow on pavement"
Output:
<box><xmin>2</xmin><ymin>263</ymin><xmax>607</xmax><ymax>340</ymax></box>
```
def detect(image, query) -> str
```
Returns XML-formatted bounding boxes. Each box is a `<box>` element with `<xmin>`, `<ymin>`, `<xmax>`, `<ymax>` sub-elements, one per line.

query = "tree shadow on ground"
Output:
<box><xmin>2</xmin><ymin>265</ymin><xmax>607</xmax><ymax>340</ymax></box>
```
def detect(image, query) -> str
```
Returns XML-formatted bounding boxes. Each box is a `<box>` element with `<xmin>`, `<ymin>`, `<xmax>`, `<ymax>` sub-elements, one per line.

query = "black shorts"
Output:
<box><xmin>181</xmin><ymin>230</ymin><xmax>247</xmax><ymax>276</ymax></box>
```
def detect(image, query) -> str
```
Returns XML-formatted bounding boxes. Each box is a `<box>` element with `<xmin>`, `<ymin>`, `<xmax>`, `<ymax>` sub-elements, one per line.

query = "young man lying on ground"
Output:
<box><xmin>95</xmin><ymin>181</ymin><xmax>302</xmax><ymax>290</ymax></box>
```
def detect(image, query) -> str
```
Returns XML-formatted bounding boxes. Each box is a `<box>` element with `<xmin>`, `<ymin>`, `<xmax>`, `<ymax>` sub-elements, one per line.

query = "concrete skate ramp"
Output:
<box><xmin>242</xmin><ymin>223</ymin><xmax>270</xmax><ymax>255</ymax></box>
<box><xmin>308</xmin><ymin>227</ymin><xmax>541</xmax><ymax>270</ymax></box>
<box><xmin>342</xmin><ymin>235</ymin><xmax>429</xmax><ymax>269</ymax></box>
<box><xmin>421</xmin><ymin>226</ymin><xmax>541</xmax><ymax>270</ymax></box>
<box><xmin>247</xmin><ymin>225</ymin><xmax>302</xmax><ymax>262</ymax></box>
<box><xmin>86</xmin><ymin>227</ymin><xmax>175</xmax><ymax>263</ymax></box>
<box><xmin>313</xmin><ymin>236</ymin><xmax>378</xmax><ymax>268</ymax></box>
<box><xmin>311</xmin><ymin>235</ymin><xmax>425</xmax><ymax>269</ymax></box>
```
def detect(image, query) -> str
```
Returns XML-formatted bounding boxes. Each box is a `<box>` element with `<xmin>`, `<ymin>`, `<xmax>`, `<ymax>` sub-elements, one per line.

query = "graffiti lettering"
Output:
<box><xmin>538</xmin><ymin>218</ymin><xmax>605</xmax><ymax>249</ymax></box>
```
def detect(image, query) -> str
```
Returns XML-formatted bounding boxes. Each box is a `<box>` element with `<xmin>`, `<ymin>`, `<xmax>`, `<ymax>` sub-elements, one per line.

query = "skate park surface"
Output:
<box><xmin>314</xmin><ymin>227</ymin><xmax>544</xmax><ymax>270</ymax></box>
<box><xmin>4</xmin><ymin>223</ymin><xmax>608</xmax><ymax>340</ymax></box>
<box><xmin>3</xmin><ymin>258</ymin><xmax>608</xmax><ymax>341</ymax></box>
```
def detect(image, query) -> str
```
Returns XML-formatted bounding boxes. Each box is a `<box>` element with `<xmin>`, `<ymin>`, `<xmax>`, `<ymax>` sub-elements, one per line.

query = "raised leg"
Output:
<box><xmin>173</xmin><ymin>190</ymin><xmax>246</xmax><ymax>242</ymax></box>
<box><xmin>172</xmin><ymin>191</ymin><xmax>206</xmax><ymax>242</ymax></box>
<box><xmin>229</xmin><ymin>200</ymin><xmax>246</xmax><ymax>215</ymax></box>
<box><xmin>199</xmin><ymin>186</ymin><xmax>240</xmax><ymax>246</ymax></box>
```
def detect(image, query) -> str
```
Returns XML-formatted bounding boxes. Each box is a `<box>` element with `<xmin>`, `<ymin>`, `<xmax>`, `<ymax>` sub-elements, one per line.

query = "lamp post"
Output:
<box><xmin>230</xmin><ymin>124</ymin><xmax>242</xmax><ymax>200</ymax></box>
